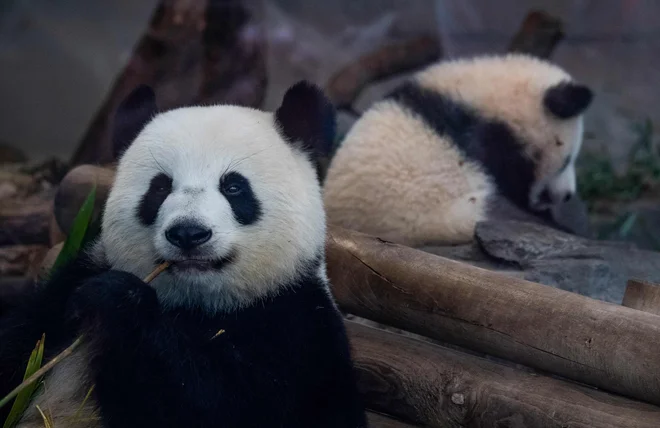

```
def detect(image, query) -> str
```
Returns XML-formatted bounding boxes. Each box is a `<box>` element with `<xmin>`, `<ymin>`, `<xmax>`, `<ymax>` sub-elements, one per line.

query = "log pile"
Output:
<box><xmin>22</xmin><ymin>161</ymin><xmax>660</xmax><ymax>428</ymax></box>
<box><xmin>3</xmin><ymin>7</ymin><xmax>660</xmax><ymax>428</ymax></box>
<box><xmin>0</xmin><ymin>159</ymin><xmax>67</xmax><ymax>311</ymax></box>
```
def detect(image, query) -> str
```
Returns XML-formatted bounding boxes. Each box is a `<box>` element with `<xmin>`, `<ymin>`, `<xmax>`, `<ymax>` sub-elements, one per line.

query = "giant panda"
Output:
<box><xmin>322</xmin><ymin>53</ymin><xmax>594</xmax><ymax>246</ymax></box>
<box><xmin>0</xmin><ymin>82</ymin><xmax>367</xmax><ymax>428</ymax></box>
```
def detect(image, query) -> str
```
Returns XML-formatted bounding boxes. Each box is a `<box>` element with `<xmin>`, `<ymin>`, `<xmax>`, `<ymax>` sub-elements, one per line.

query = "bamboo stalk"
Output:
<box><xmin>0</xmin><ymin>262</ymin><xmax>171</xmax><ymax>410</ymax></box>
<box><xmin>0</xmin><ymin>337</ymin><xmax>83</xmax><ymax>410</ymax></box>
<box><xmin>143</xmin><ymin>261</ymin><xmax>171</xmax><ymax>283</ymax></box>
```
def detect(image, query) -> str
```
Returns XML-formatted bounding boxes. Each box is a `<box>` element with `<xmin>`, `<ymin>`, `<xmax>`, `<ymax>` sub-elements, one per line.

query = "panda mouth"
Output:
<box><xmin>158</xmin><ymin>251</ymin><xmax>236</xmax><ymax>273</ymax></box>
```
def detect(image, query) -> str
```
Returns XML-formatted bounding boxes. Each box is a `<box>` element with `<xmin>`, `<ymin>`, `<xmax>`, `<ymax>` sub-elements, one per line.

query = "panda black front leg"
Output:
<box><xmin>68</xmin><ymin>271</ymin><xmax>367</xmax><ymax>428</ymax></box>
<box><xmin>64</xmin><ymin>270</ymin><xmax>199</xmax><ymax>428</ymax></box>
<box><xmin>68</xmin><ymin>270</ymin><xmax>160</xmax><ymax>338</ymax></box>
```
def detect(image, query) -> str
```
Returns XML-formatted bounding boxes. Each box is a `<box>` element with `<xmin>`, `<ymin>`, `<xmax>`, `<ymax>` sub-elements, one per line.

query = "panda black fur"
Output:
<box><xmin>0</xmin><ymin>82</ymin><xmax>367</xmax><ymax>428</ymax></box>
<box><xmin>323</xmin><ymin>53</ymin><xmax>594</xmax><ymax>246</ymax></box>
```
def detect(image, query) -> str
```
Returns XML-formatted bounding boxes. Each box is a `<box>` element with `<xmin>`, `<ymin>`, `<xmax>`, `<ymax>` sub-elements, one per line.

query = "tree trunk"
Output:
<box><xmin>71</xmin><ymin>0</ymin><xmax>267</xmax><ymax>166</ymax></box>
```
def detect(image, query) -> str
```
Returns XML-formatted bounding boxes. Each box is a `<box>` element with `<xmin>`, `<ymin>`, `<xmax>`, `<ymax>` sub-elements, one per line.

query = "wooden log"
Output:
<box><xmin>0</xmin><ymin>191</ymin><xmax>52</xmax><ymax>246</ymax></box>
<box><xmin>348</xmin><ymin>321</ymin><xmax>660</xmax><ymax>428</ymax></box>
<box><xmin>324</xmin><ymin>35</ymin><xmax>442</xmax><ymax>110</ymax></box>
<box><xmin>622</xmin><ymin>279</ymin><xmax>660</xmax><ymax>316</ymax></box>
<box><xmin>507</xmin><ymin>10</ymin><xmax>564</xmax><ymax>58</ymax></box>
<box><xmin>0</xmin><ymin>245</ymin><xmax>49</xmax><ymax>277</ymax></box>
<box><xmin>35</xmin><ymin>242</ymin><xmax>63</xmax><ymax>280</ymax></box>
<box><xmin>324</xmin><ymin>10</ymin><xmax>562</xmax><ymax>117</ymax></box>
<box><xmin>326</xmin><ymin>226</ymin><xmax>660</xmax><ymax>406</ymax></box>
<box><xmin>48</xmin><ymin>209</ymin><xmax>66</xmax><ymax>247</ymax></box>
<box><xmin>71</xmin><ymin>0</ymin><xmax>267</xmax><ymax>166</ymax></box>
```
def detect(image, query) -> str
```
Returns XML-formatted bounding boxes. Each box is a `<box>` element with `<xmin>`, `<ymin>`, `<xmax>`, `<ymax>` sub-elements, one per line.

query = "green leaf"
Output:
<box><xmin>51</xmin><ymin>185</ymin><xmax>97</xmax><ymax>272</ymax></box>
<box><xmin>3</xmin><ymin>334</ymin><xmax>45</xmax><ymax>428</ymax></box>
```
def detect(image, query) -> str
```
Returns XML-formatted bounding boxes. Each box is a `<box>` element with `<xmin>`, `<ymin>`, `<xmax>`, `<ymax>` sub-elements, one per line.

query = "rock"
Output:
<box><xmin>550</xmin><ymin>194</ymin><xmax>592</xmax><ymax>238</ymax></box>
<box><xmin>423</xmin><ymin>220</ymin><xmax>660</xmax><ymax>304</ymax></box>
<box><xmin>486</xmin><ymin>194</ymin><xmax>592</xmax><ymax>238</ymax></box>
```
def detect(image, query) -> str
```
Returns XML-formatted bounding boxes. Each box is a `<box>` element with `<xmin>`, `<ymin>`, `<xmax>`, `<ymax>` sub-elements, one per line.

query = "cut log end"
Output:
<box><xmin>623</xmin><ymin>279</ymin><xmax>660</xmax><ymax>316</ymax></box>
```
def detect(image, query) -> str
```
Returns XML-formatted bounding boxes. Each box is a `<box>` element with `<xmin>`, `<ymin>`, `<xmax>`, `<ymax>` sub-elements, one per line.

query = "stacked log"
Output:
<box><xmin>326</xmin><ymin>227</ymin><xmax>660</xmax><ymax>426</ymax></box>
<box><xmin>0</xmin><ymin>159</ymin><xmax>66</xmax><ymax>311</ymax></box>
<box><xmin>36</xmin><ymin>164</ymin><xmax>660</xmax><ymax>427</ymax></box>
<box><xmin>349</xmin><ymin>321</ymin><xmax>660</xmax><ymax>428</ymax></box>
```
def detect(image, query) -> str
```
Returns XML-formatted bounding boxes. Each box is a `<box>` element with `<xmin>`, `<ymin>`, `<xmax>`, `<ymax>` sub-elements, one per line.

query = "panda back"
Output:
<box><xmin>323</xmin><ymin>96</ymin><xmax>494</xmax><ymax>246</ymax></box>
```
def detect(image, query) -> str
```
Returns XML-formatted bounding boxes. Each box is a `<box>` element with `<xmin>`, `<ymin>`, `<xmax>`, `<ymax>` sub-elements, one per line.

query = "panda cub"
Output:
<box><xmin>0</xmin><ymin>82</ymin><xmax>367</xmax><ymax>427</ymax></box>
<box><xmin>323</xmin><ymin>53</ymin><xmax>594</xmax><ymax>246</ymax></box>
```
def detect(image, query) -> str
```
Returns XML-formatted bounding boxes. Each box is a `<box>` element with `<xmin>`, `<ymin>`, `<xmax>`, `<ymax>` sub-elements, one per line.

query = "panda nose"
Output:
<box><xmin>165</xmin><ymin>223</ymin><xmax>212</xmax><ymax>250</ymax></box>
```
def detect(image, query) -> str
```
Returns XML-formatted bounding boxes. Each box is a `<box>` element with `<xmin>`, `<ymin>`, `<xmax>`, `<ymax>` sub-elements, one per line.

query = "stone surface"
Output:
<box><xmin>421</xmin><ymin>220</ymin><xmax>660</xmax><ymax>304</ymax></box>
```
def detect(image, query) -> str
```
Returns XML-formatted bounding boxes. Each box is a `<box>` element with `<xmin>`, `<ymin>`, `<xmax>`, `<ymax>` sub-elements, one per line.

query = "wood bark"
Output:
<box><xmin>324</xmin><ymin>35</ymin><xmax>442</xmax><ymax>110</ymax></box>
<box><xmin>324</xmin><ymin>9</ymin><xmax>562</xmax><ymax>117</ymax></box>
<box><xmin>0</xmin><ymin>191</ymin><xmax>53</xmax><ymax>246</ymax></box>
<box><xmin>622</xmin><ymin>279</ymin><xmax>660</xmax><ymax>316</ymax></box>
<box><xmin>0</xmin><ymin>245</ymin><xmax>48</xmax><ymax>276</ymax></box>
<box><xmin>348</xmin><ymin>321</ymin><xmax>660</xmax><ymax>428</ymax></box>
<box><xmin>71</xmin><ymin>0</ymin><xmax>267</xmax><ymax>166</ymax></box>
<box><xmin>326</xmin><ymin>226</ymin><xmax>660</xmax><ymax>406</ymax></box>
<box><xmin>507</xmin><ymin>10</ymin><xmax>565</xmax><ymax>58</ymax></box>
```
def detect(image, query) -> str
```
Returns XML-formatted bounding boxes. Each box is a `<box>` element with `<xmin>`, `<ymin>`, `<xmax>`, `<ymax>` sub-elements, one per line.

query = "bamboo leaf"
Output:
<box><xmin>1</xmin><ymin>186</ymin><xmax>97</xmax><ymax>427</ymax></box>
<box><xmin>51</xmin><ymin>185</ymin><xmax>97</xmax><ymax>272</ymax></box>
<box><xmin>2</xmin><ymin>334</ymin><xmax>45</xmax><ymax>428</ymax></box>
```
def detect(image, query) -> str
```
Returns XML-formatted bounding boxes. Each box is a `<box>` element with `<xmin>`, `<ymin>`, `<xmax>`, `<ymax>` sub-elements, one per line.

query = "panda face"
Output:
<box><xmin>528</xmin><ymin>82</ymin><xmax>592</xmax><ymax>212</ymax></box>
<box><xmin>99</xmin><ymin>82</ymin><xmax>335</xmax><ymax>313</ymax></box>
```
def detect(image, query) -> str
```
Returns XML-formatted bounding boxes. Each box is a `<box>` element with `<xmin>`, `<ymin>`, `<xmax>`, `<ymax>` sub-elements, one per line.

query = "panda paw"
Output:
<box><xmin>67</xmin><ymin>270</ymin><xmax>159</xmax><ymax>328</ymax></box>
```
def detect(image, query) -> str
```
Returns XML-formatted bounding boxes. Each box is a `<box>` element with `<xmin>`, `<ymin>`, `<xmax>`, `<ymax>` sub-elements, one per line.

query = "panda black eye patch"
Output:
<box><xmin>138</xmin><ymin>173</ymin><xmax>173</xmax><ymax>226</ymax></box>
<box><xmin>220</xmin><ymin>172</ymin><xmax>262</xmax><ymax>225</ymax></box>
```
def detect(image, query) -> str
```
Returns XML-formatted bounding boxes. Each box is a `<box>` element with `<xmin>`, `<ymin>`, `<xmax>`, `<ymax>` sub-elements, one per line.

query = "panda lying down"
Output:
<box><xmin>0</xmin><ymin>82</ymin><xmax>367</xmax><ymax>427</ymax></box>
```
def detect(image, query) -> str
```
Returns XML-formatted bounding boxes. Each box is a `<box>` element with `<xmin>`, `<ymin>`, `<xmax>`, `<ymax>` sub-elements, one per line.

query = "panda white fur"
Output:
<box><xmin>0</xmin><ymin>82</ymin><xmax>367</xmax><ymax>427</ymax></box>
<box><xmin>322</xmin><ymin>53</ymin><xmax>594</xmax><ymax>246</ymax></box>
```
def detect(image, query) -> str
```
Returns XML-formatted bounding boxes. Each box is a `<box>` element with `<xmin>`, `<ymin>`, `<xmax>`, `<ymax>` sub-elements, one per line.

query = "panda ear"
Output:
<box><xmin>275</xmin><ymin>81</ymin><xmax>336</xmax><ymax>161</ymax></box>
<box><xmin>543</xmin><ymin>81</ymin><xmax>593</xmax><ymax>119</ymax></box>
<box><xmin>112</xmin><ymin>85</ymin><xmax>157</xmax><ymax>160</ymax></box>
